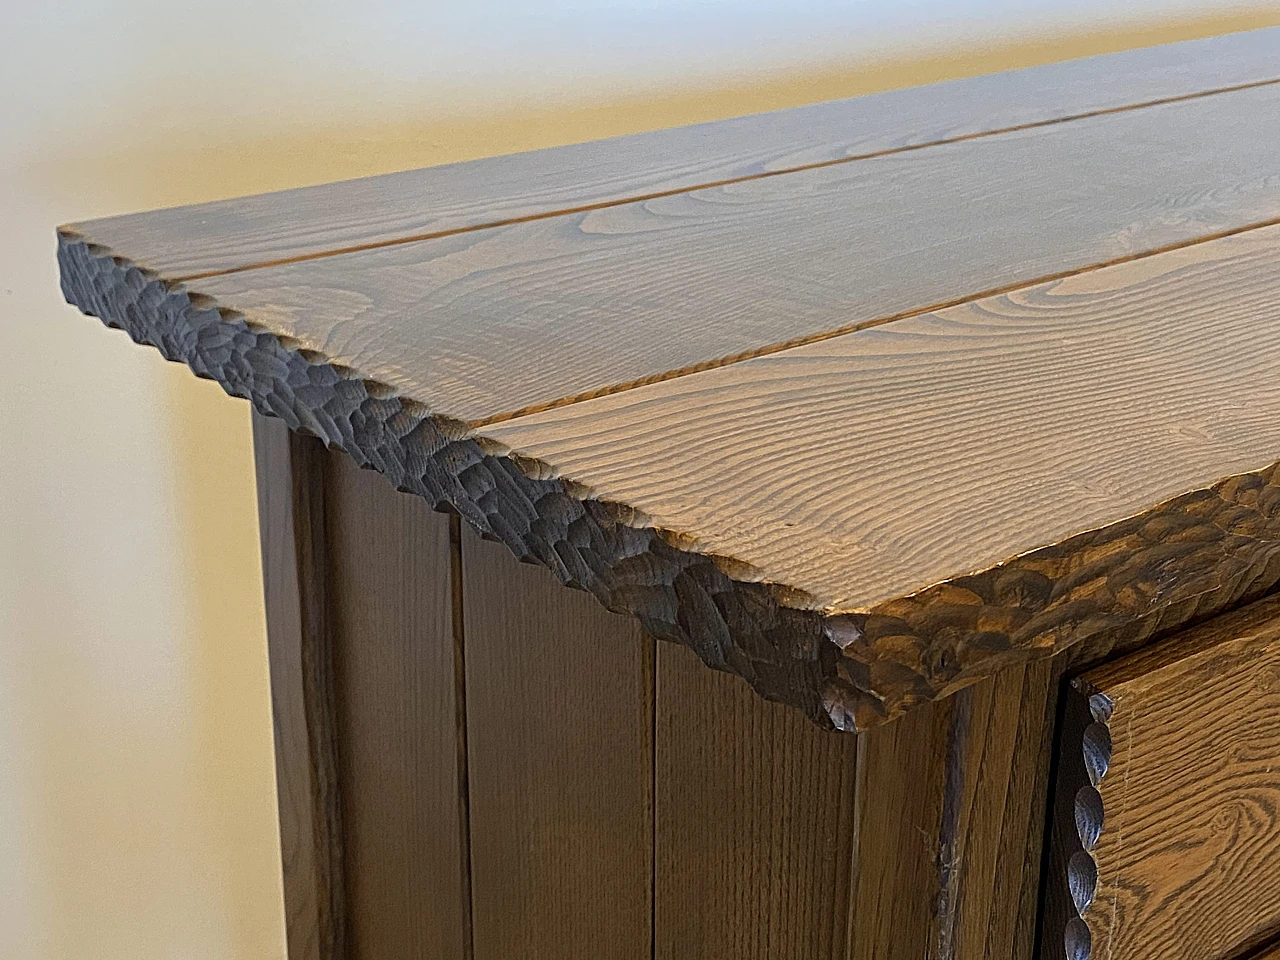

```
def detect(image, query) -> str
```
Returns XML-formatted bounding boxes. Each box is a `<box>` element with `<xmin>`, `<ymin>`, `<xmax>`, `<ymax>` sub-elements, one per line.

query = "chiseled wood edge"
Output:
<box><xmin>251</xmin><ymin>413</ymin><xmax>346</xmax><ymax>960</ymax></box>
<box><xmin>62</xmin><ymin>233</ymin><xmax>1280</xmax><ymax>731</ymax></box>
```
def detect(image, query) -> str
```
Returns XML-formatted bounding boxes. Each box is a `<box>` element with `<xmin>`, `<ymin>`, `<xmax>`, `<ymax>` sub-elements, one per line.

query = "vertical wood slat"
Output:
<box><xmin>323</xmin><ymin>452</ymin><xmax>470</xmax><ymax>960</ymax></box>
<box><xmin>850</xmin><ymin>658</ymin><xmax>1062</xmax><ymax>960</ymax></box>
<box><xmin>252</xmin><ymin>414</ymin><xmax>345</xmax><ymax>960</ymax></box>
<box><xmin>256</xmin><ymin>421</ymin><xmax>1062</xmax><ymax>960</ymax></box>
<box><xmin>459</xmin><ymin>527</ymin><xmax>653</xmax><ymax>960</ymax></box>
<box><xmin>654</xmin><ymin>643</ymin><xmax>859</xmax><ymax>959</ymax></box>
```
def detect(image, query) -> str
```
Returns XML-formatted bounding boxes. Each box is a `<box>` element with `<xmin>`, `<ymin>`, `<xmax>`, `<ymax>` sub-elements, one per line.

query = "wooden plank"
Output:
<box><xmin>1044</xmin><ymin>594</ymin><xmax>1280</xmax><ymax>960</ymax></box>
<box><xmin>64</xmin><ymin>28</ymin><xmax>1280</xmax><ymax>278</ymax></box>
<box><xmin>139</xmin><ymin>81</ymin><xmax>1280</xmax><ymax>424</ymax></box>
<box><xmin>252</xmin><ymin>413</ymin><xmax>345</xmax><ymax>960</ymax></box>
<box><xmin>323</xmin><ymin>451</ymin><xmax>470</xmax><ymax>960</ymax></box>
<box><xmin>653</xmin><ymin>643</ymin><xmax>857</xmax><ymax>959</ymax></box>
<box><xmin>460</xmin><ymin>527</ymin><xmax>653</xmax><ymax>960</ymax></box>
<box><xmin>850</xmin><ymin>656</ymin><xmax>1061</xmax><ymax>960</ymax></box>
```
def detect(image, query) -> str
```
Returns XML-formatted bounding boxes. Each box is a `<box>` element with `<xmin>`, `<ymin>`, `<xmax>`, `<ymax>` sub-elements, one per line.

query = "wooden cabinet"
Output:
<box><xmin>57</xmin><ymin>26</ymin><xmax>1280</xmax><ymax>960</ymax></box>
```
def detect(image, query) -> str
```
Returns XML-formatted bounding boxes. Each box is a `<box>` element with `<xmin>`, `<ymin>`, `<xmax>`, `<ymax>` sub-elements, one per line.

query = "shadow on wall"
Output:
<box><xmin>8</xmin><ymin>7</ymin><xmax>1279</xmax><ymax>960</ymax></box>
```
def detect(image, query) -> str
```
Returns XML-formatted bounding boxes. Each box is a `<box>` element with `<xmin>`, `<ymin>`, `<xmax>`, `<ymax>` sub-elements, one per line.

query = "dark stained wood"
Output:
<box><xmin>482</xmin><ymin>225</ymin><xmax>1280</xmax><ymax>725</ymax></box>
<box><xmin>118</xmin><ymin>82</ymin><xmax>1280</xmax><ymax>424</ymax></box>
<box><xmin>252</xmin><ymin>413</ymin><xmax>345</xmax><ymax>960</ymax></box>
<box><xmin>850</xmin><ymin>656</ymin><xmax>1061</xmax><ymax>960</ymax></box>
<box><xmin>1249</xmin><ymin>943</ymin><xmax>1280</xmax><ymax>960</ymax></box>
<box><xmin>653</xmin><ymin>643</ymin><xmax>857</xmax><ymax>959</ymax></box>
<box><xmin>460</xmin><ymin>527</ymin><xmax>653</xmax><ymax>960</ymax></box>
<box><xmin>65</xmin><ymin>28</ymin><xmax>1280</xmax><ymax>279</ymax></box>
<box><xmin>323</xmin><ymin>452</ymin><xmax>470</xmax><ymax>960</ymax></box>
<box><xmin>485</xmin><ymin>225</ymin><xmax>1280</xmax><ymax>614</ymax></box>
<box><xmin>59</xmin><ymin>44</ymin><xmax>1280</xmax><ymax>731</ymax></box>
<box><xmin>1044</xmin><ymin>594</ymin><xmax>1280</xmax><ymax>960</ymax></box>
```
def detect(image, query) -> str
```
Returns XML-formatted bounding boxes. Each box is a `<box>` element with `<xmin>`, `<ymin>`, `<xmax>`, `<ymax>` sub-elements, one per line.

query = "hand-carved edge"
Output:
<box><xmin>1042</xmin><ymin>678</ymin><xmax>1114</xmax><ymax>960</ymax></box>
<box><xmin>58</xmin><ymin>229</ymin><xmax>1280</xmax><ymax>731</ymax></box>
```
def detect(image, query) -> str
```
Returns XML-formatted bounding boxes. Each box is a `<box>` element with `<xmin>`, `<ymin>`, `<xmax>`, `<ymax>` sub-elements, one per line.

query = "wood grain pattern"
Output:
<box><xmin>653</xmin><ymin>643</ymin><xmax>857</xmax><ymax>959</ymax></box>
<box><xmin>485</xmin><ymin>224</ymin><xmax>1280</xmax><ymax>611</ymax></box>
<box><xmin>1249</xmin><ymin>943</ymin><xmax>1280</xmax><ymax>960</ymax></box>
<box><xmin>66</xmin><ymin>27</ymin><xmax>1280</xmax><ymax>279</ymax></box>
<box><xmin>323</xmin><ymin>452</ymin><xmax>470</xmax><ymax>960</ymax></box>
<box><xmin>484</xmin><ymin>225</ymin><xmax>1280</xmax><ymax>723</ymax></box>
<box><xmin>850</xmin><ymin>656</ymin><xmax>1060</xmax><ymax>960</ymax></box>
<box><xmin>459</xmin><ymin>527</ymin><xmax>653</xmax><ymax>960</ymax></box>
<box><xmin>252</xmin><ymin>413</ymin><xmax>346</xmax><ymax>960</ymax></box>
<box><xmin>59</xmin><ymin>53</ymin><xmax>1280</xmax><ymax>729</ymax></box>
<box><xmin>1044</xmin><ymin>594</ymin><xmax>1280</xmax><ymax>960</ymax></box>
<box><xmin>130</xmin><ymin>82</ymin><xmax>1280</xmax><ymax>423</ymax></box>
<box><xmin>59</xmin><ymin>214</ymin><xmax>1280</xmax><ymax>730</ymax></box>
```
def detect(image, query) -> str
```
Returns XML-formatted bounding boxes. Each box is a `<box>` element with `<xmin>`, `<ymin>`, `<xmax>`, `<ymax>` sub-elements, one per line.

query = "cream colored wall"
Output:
<box><xmin>2</xmin><ymin>4</ymin><xmax>1277</xmax><ymax>958</ymax></box>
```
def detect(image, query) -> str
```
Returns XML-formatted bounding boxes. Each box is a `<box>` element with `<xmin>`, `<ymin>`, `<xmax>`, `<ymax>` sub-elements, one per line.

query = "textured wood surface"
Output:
<box><xmin>61</xmin><ymin>40</ymin><xmax>1280</xmax><ymax>729</ymax></box>
<box><xmin>850</xmin><ymin>657</ymin><xmax>1061</xmax><ymax>960</ymax></box>
<box><xmin>482</xmin><ymin>226</ymin><xmax>1280</xmax><ymax>724</ymax></box>
<box><xmin>1044</xmin><ymin>594</ymin><xmax>1280</xmax><ymax>960</ymax></box>
<box><xmin>96</xmin><ymin>82</ymin><xmax>1280</xmax><ymax>423</ymax></box>
<box><xmin>323</xmin><ymin>453</ymin><xmax>470</xmax><ymax>960</ymax></box>
<box><xmin>653</xmin><ymin>643</ymin><xmax>857</xmax><ymax>958</ymax></box>
<box><xmin>485</xmin><ymin>225</ymin><xmax>1280</xmax><ymax>611</ymax></box>
<box><xmin>253</xmin><ymin>415</ymin><xmax>346</xmax><ymax>960</ymax></box>
<box><xmin>460</xmin><ymin>528</ymin><xmax>653</xmax><ymax>960</ymax></box>
<box><xmin>67</xmin><ymin>28</ymin><xmax>1280</xmax><ymax>279</ymax></box>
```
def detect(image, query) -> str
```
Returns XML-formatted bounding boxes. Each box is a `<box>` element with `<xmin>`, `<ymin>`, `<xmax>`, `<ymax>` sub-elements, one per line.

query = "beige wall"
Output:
<box><xmin>3</xmin><ymin>4</ymin><xmax>1277</xmax><ymax>958</ymax></box>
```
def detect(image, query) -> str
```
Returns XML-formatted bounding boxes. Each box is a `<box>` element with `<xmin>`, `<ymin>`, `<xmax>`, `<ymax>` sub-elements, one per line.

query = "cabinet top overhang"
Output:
<box><xmin>59</xmin><ymin>27</ymin><xmax>1280</xmax><ymax>729</ymax></box>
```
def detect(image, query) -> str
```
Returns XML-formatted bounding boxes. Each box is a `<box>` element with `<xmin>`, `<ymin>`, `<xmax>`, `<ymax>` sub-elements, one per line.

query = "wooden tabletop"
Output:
<box><xmin>59</xmin><ymin>28</ymin><xmax>1280</xmax><ymax>730</ymax></box>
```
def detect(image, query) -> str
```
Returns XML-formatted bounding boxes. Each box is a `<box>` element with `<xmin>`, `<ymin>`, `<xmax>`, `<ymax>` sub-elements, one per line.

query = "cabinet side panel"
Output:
<box><xmin>324</xmin><ymin>452</ymin><xmax>469</xmax><ymax>960</ymax></box>
<box><xmin>654</xmin><ymin>643</ymin><xmax>858</xmax><ymax>960</ymax></box>
<box><xmin>252</xmin><ymin>413</ymin><xmax>345</xmax><ymax>960</ymax></box>
<box><xmin>460</xmin><ymin>527</ymin><xmax>653</xmax><ymax>960</ymax></box>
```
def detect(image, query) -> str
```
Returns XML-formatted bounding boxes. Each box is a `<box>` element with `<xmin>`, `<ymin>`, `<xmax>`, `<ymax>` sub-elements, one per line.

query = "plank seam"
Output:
<box><xmin>158</xmin><ymin>75</ymin><xmax>1280</xmax><ymax>286</ymax></box>
<box><xmin>467</xmin><ymin>212</ymin><xmax>1280</xmax><ymax>426</ymax></box>
<box><xmin>450</xmin><ymin>515</ymin><xmax>477</xmax><ymax>960</ymax></box>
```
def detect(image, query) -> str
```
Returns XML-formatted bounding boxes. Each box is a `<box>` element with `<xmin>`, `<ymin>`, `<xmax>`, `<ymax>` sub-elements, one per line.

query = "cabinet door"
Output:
<box><xmin>1043</xmin><ymin>594</ymin><xmax>1280</xmax><ymax>960</ymax></box>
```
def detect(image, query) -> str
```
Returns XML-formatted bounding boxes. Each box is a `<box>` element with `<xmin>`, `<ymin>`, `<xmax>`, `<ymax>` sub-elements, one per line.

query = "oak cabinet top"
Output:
<box><xmin>59</xmin><ymin>28</ymin><xmax>1280</xmax><ymax>729</ymax></box>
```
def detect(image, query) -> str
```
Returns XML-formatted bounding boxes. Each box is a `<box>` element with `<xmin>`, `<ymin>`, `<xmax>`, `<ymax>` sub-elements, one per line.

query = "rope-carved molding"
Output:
<box><xmin>1045</xmin><ymin>678</ymin><xmax>1115</xmax><ymax>960</ymax></box>
<box><xmin>58</xmin><ymin>230</ymin><xmax>1280</xmax><ymax>730</ymax></box>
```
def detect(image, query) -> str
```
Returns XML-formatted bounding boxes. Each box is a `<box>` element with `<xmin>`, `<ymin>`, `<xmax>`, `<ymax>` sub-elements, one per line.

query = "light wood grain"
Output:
<box><xmin>67</xmin><ymin>28</ymin><xmax>1280</xmax><ymax>279</ymax></box>
<box><xmin>152</xmin><ymin>82</ymin><xmax>1280</xmax><ymax>423</ymax></box>
<box><xmin>252</xmin><ymin>414</ymin><xmax>346</xmax><ymax>960</ymax></box>
<box><xmin>1046</xmin><ymin>594</ymin><xmax>1280</xmax><ymax>960</ymax></box>
<box><xmin>653</xmin><ymin>643</ymin><xmax>857</xmax><ymax>959</ymax></box>
<box><xmin>324</xmin><ymin>452</ymin><xmax>470</xmax><ymax>960</ymax></box>
<box><xmin>460</xmin><ymin>527</ymin><xmax>653</xmax><ymax>960</ymax></box>
<box><xmin>485</xmin><ymin>224</ymin><xmax>1280</xmax><ymax>611</ymax></box>
<box><xmin>850</xmin><ymin>657</ymin><xmax>1060</xmax><ymax>960</ymax></box>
